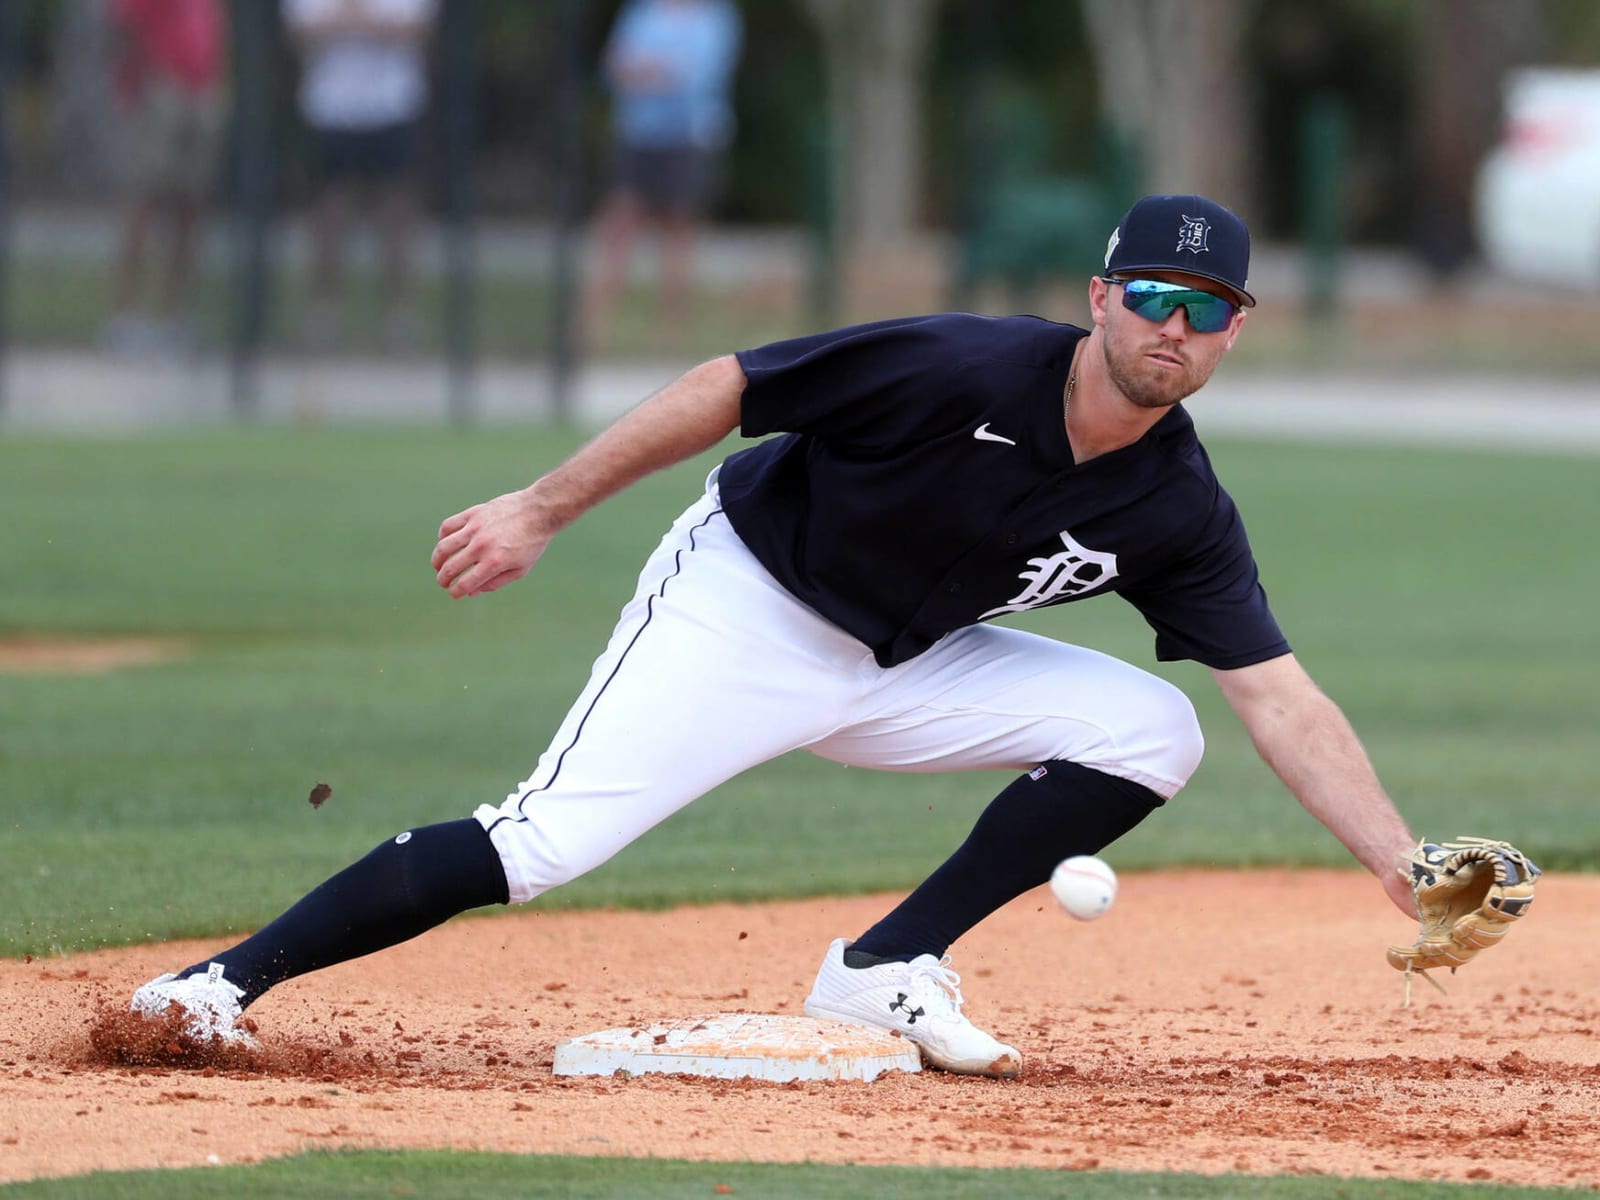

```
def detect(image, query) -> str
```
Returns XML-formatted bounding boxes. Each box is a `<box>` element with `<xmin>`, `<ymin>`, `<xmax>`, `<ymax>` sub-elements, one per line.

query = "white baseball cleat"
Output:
<box><xmin>130</xmin><ymin>962</ymin><xmax>257</xmax><ymax>1048</ymax></box>
<box><xmin>803</xmin><ymin>937</ymin><xmax>1021</xmax><ymax>1078</ymax></box>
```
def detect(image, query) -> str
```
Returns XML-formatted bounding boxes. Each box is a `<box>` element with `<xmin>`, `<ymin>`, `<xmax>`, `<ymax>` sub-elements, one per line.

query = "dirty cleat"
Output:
<box><xmin>803</xmin><ymin>937</ymin><xmax>1021</xmax><ymax>1077</ymax></box>
<box><xmin>130</xmin><ymin>962</ymin><xmax>257</xmax><ymax>1048</ymax></box>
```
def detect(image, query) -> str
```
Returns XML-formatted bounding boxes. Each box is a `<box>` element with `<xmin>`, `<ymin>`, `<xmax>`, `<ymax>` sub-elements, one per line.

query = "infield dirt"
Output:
<box><xmin>2</xmin><ymin>869</ymin><xmax>1597</xmax><ymax>1188</ymax></box>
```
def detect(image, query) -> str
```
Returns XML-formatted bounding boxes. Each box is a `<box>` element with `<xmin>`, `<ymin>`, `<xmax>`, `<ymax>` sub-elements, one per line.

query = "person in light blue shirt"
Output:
<box><xmin>581</xmin><ymin>0</ymin><xmax>744</xmax><ymax>353</ymax></box>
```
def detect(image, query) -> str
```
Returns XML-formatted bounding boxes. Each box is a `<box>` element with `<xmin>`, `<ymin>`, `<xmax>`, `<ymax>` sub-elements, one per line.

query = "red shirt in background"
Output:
<box><xmin>111</xmin><ymin>0</ymin><xmax>226</xmax><ymax>99</ymax></box>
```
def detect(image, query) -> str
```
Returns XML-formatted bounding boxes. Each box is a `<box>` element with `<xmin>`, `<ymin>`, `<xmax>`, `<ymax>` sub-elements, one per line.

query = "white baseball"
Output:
<box><xmin>1050</xmin><ymin>855</ymin><xmax>1117</xmax><ymax>921</ymax></box>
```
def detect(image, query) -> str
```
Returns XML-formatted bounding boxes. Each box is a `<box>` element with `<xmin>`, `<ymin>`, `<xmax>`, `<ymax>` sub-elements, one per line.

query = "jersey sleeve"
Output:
<box><xmin>734</xmin><ymin>315</ymin><xmax>976</xmax><ymax>445</ymax></box>
<box><xmin>1119</xmin><ymin>489</ymin><xmax>1290</xmax><ymax>670</ymax></box>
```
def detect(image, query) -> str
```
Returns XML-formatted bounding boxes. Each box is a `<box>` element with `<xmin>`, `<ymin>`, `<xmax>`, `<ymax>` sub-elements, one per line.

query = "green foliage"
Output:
<box><xmin>1548</xmin><ymin>0</ymin><xmax>1600</xmax><ymax>60</ymax></box>
<box><xmin>0</xmin><ymin>1149</ymin><xmax>1582</xmax><ymax>1199</ymax></box>
<box><xmin>0</xmin><ymin>429</ymin><xmax>1593</xmax><ymax>958</ymax></box>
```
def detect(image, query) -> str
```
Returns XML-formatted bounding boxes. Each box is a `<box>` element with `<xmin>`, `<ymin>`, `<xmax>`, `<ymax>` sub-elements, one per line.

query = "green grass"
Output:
<box><xmin>0</xmin><ymin>1150</ymin><xmax>1584</xmax><ymax>1199</ymax></box>
<box><xmin>1</xmin><ymin>428</ymin><xmax>1595</xmax><ymax>957</ymax></box>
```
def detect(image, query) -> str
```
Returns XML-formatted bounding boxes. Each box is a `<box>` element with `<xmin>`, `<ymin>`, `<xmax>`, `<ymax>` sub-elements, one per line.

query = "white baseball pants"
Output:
<box><xmin>474</xmin><ymin>479</ymin><xmax>1204</xmax><ymax>904</ymax></box>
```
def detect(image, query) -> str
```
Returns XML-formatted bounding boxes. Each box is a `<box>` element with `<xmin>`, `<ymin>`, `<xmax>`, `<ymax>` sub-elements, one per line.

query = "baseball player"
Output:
<box><xmin>132</xmin><ymin>195</ymin><xmax>1419</xmax><ymax>1077</ymax></box>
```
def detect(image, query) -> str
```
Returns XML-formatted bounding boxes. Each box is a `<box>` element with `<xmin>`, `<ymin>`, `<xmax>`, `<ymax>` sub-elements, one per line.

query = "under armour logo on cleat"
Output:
<box><xmin>889</xmin><ymin>993</ymin><xmax>925</xmax><ymax>1024</ymax></box>
<box><xmin>972</xmin><ymin>423</ymin><xmax>1017</xmax><ymax>445</ymax></box>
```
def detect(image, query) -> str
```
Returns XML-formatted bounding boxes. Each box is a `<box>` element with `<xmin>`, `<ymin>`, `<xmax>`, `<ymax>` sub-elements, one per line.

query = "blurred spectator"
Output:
<box><xmin>283</xmin><ymin>0</ymin><xmax>437</xmax><ymax>354</ymax></box>
<box><xmin>104</xmin><ymin>0</ymin><xmax>228</xmax><ymax>355</ymax></box>
<box><xmin>581</xmin><ymin>0</ymin><xmax>743</xmax><ymax>354</ymax></box>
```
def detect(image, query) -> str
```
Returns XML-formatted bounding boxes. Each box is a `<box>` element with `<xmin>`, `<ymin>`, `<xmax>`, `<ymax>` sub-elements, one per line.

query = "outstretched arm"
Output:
<box><xmin>431</xmin><ymin>354</ymin><xmax>745</xmax><ymax>598</ymax></box>
<box><xmin>1210</xmin><ymin>652</ymin><xmax>1417</xmax><ymax>917</ymax></box>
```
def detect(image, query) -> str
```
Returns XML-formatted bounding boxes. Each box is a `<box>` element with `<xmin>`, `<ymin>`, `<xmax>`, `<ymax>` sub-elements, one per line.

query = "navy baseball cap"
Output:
<box><xmin>1103</xmin><ymin>194</ymin><xmax>1256</xmax><ymax>308</ymax></box>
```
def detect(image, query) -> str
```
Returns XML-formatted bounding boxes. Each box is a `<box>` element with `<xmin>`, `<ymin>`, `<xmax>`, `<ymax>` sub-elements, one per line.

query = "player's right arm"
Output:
<box><xmin>430</xmin><ymin>354</ymin><xmax>745</xmax><ymax>598</ymax></box>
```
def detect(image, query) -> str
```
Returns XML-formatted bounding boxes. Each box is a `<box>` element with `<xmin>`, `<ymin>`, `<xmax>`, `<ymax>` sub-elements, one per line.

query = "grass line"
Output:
<box><xmin>0</xmin><ymin>1149</ymin><xmax>1582</xmax><ymax>1199</ymax></box>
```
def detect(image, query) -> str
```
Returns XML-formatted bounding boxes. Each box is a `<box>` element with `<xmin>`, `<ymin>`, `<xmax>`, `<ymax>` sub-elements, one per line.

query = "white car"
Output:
<box><xmin>1476</xmin><ymin>68</ymin><xmax>1600</xmax><ymax>290</ymax></box>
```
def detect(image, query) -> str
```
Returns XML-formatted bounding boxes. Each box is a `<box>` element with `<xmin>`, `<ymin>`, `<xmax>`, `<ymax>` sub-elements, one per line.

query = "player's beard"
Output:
<box><xmin>1100</xmin><ymin>320</ymin><xmax>1217</xmax><ymax>410</ymax></box>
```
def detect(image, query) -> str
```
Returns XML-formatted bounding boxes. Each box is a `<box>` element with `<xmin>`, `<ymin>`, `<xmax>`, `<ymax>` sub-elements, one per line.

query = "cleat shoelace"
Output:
<box><xmin>905</xmin><ymin>956</ymin><xmax>966</xmax><ymax>1016</ymax></box>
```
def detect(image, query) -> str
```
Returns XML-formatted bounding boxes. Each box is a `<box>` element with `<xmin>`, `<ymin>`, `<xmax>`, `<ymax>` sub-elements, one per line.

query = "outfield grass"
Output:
<box><xmin>0</xmin><ymin>1150</ymin><xmax>1585</xmax><ymax>1199</ymax></box>
<box><xmin>1</xmin><ymin>428</ymin><xmax>1594</xmax><ymax>958</ymax></box>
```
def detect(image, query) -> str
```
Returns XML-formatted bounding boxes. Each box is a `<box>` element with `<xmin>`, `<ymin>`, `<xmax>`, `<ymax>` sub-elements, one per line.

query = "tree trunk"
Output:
<box><xmin>1082</xmin><ymin>0</ymin><xmax>1258</xmax><ymax>220</ymax></box>
<box><xmin>802</xmin><ymin>0</ymin><xmax>940</xmax><ymax>254</ymax></box>
<box><xmin>1409</xmin><ymin>0</ymin><xmax>1547</xmax><ymax>278</ymax></box>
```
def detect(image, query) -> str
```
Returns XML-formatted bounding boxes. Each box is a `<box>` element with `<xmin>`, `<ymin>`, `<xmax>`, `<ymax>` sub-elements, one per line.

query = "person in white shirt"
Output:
<box><xmin>282</xmin><ymin>0</ymin><xmax>437</xmax><ymax>353</ymax></box>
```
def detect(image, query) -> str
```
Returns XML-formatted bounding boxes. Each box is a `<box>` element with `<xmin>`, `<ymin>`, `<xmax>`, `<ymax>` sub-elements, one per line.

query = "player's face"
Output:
<box><xmin>1091</xmin><ymin>272</ymin><xmax>1247</xmax><ymax>410</ymax></box>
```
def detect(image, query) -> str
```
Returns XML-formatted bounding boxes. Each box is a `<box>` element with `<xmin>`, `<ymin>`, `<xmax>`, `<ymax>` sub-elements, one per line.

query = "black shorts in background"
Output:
<box><xmin>312</xmin><ymin>120</ymin><xmax>420</xmax><ymax>183</ymax></box>
<box><xmin>613</xmin><ymin>144</ymin><xmax>721</xmax><ymax>217</ymax></box>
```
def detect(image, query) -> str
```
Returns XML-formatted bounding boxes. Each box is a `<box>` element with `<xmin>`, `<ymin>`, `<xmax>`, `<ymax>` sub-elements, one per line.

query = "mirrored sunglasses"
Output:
<box><xmin>1104</xmin><ymin>277</ymin><xmax>1239</xmax><ymax>333</ymax></box>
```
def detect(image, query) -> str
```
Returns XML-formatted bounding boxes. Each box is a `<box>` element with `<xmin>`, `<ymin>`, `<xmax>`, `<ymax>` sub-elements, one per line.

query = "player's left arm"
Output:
<box><xmin>1210</xmin><ymin>652</ymin><xmax>1418</xmax><ymax>917</ymax></box>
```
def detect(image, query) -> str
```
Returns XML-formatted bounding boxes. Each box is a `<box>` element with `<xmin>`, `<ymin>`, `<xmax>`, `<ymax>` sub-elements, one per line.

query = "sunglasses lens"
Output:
<box><xmin>1118</xmin><ymin>279</ymin><xmax>1236</xmax><ymax>333</ymax></box>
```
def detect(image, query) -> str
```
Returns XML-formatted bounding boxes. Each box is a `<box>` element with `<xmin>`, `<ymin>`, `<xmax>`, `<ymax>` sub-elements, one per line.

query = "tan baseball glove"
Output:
<box><xmin>1387</xmin><ymin>837</ymin><xmax>1540</xmax><ymax>980</ymax></box>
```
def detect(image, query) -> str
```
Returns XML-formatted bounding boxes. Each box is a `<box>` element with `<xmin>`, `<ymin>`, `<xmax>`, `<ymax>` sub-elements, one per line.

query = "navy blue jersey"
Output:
<box><xmin>719</xmin><ymin>312</ymin><xmax>1289</xmax><ymax>670</ymax></box>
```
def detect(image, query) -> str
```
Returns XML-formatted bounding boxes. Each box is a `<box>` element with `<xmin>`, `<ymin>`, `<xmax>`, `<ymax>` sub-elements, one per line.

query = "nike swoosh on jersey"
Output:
<box><xmin>973</xmin><ymin>423</ymin><xmax>1017</xmax><ymax>445</ymax></box>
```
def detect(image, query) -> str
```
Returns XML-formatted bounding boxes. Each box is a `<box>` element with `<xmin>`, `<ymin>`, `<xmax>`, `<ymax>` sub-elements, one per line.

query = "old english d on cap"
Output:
<box><xmin>1103</xmin><ymin>194</ymin><xmax>1256</xmax><ymax>307</ymax></box>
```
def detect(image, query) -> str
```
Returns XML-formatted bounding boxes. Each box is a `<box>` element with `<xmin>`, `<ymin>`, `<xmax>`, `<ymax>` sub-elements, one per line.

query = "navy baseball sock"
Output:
<box><xmin>845</xmin><ymin>761</ymin><xmax>1164</xmax><ymax>966</ymax></box>
<box><xmin>178</xmin><ymin>818</ymin><xmax>509</xmax><ymax>1008</ymax></box>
